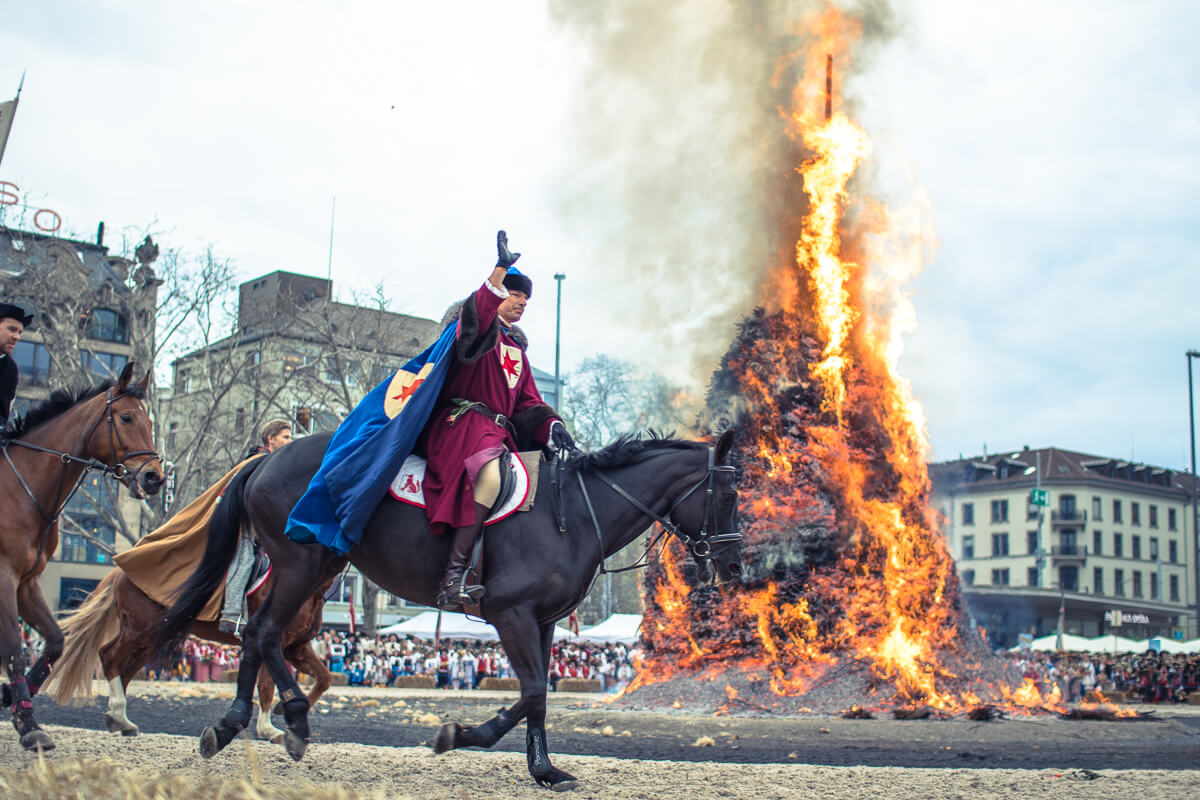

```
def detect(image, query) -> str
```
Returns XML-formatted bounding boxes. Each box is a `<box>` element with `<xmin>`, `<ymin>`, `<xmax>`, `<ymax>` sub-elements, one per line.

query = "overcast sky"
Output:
<box><xmin>2</xmin><ymin>1</ymin><xmax>1196</xmax><ymax>469</ymax></box>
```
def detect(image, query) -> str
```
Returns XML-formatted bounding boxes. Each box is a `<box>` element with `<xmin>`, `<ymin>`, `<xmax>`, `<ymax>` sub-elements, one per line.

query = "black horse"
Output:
<box><xmin>159</xmin><ymin>428</ymin><xmax>742</xmax><ymax>790</ymax></box>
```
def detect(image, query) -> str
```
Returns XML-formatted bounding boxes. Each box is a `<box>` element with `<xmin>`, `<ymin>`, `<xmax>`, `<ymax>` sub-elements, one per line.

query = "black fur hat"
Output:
<box><xmin>0</xmin><ymin>303</ymin><xmax>33</xmax><ymax>328</ymax></box>
<box><xmin>502</xmin><ymin>267</ymin><xmax>533</xmax><ymax>299</ymax></box>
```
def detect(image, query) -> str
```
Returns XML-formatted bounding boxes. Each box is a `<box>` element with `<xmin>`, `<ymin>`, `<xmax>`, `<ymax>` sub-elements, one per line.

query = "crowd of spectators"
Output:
<box><xmin>309</xmin><ymin>629</ymin><xmax>637</xmax><ymax>692</ymax></box>
<box><xmin>1006</xmin><ymin>649</ymin><xmax>1200</xmax><ymax>703</ymax></box>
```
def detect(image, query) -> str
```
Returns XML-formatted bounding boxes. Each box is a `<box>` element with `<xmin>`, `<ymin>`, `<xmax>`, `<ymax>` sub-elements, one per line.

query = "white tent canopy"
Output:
<box><xmin>1012</xmin><ymin>633</ymin><xmax>1200</xmax><ymax>654</ymax></box>
<box><xmin>378</xmin><ymin>611</ymin><xmax>573</xmax><ymax>642</ymax></box>
<box><xmin>574</xmin><ymin>613</ymin><xmax>643</xmax><ymax>645</ymax></box>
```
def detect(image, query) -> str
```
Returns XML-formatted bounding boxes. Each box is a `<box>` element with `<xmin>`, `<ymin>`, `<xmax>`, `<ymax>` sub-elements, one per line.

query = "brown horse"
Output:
<box><xmin>44</xmin><ymin>567</ymin><xmax>332</xmax><ymax>742</ymax></box>
<box><xmin>0</xmin><ymin>362</ymin><xmax>162</xmax><ymax>750</ymax></box>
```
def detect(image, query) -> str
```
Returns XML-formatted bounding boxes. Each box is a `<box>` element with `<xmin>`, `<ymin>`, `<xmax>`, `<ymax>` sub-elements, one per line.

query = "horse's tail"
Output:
<box><xmin>42</xmin><ymin>569</ymin><xmax>122</xmax><ymax>706</ymax></box>
<box><xmin>158</xmin><ymin>456</ymin><xmax>267</xmax><ymax>660</ymax></box>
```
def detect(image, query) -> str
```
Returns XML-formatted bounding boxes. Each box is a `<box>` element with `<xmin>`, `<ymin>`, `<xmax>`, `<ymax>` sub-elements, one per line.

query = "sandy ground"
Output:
<box><xmin>1</xmin><ymin>682</ymin><xmax>1196</xmax><ymax>800</ymax></box>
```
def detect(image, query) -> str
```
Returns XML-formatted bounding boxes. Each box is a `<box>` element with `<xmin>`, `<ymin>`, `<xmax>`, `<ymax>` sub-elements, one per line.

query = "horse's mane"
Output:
<box><xmin>6</xmin><ymin>380</ymin><xmax>145</xmax><ymax>439</ymax></box>
<box><xmin>566</xmin><ymin>430</ymin><xmax>707</xmax><ymax>472</ymax></box>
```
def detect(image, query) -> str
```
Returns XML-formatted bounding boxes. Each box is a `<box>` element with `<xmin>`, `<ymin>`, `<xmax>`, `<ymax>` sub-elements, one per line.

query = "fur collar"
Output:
<box><xmin>440</xmin><ymin>297</ymin><xmax>529</xmax><ymax>351</ymax></box>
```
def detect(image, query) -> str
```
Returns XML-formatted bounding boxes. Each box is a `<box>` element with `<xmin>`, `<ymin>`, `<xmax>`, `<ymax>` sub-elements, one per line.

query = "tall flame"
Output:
<box><xmin>631</xmin><ymin>4</ymin><xmax>1016</xmax><ymax>713</ymax></box>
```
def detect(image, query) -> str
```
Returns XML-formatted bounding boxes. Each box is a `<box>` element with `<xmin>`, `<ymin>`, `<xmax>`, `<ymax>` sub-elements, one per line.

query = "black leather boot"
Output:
<box><xmin>437</xmin><ymin>503</ymin><xmax>488</xmax><ymax>610</ymax></box>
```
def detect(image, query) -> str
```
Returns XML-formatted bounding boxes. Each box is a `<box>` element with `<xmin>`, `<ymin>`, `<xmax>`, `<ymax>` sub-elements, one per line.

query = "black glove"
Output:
<box><xmin>550</xmin><ymin>421</ymin><xmax>576</xmax><ymax>452</ymax></box>
<box><xmin>496</xmin><ymin>230</ymin><xmax>521</xmax><ymax>269</ymax></box>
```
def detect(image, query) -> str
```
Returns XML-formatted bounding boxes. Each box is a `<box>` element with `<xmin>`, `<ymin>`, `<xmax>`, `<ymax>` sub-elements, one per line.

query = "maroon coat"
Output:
<box><xmin>419</xmin><ymin>281</ymin><xmax>555</xmax><ymax>531</ymax></box>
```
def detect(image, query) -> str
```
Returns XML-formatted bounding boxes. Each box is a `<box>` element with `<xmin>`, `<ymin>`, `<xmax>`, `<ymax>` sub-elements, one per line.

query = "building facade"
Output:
<box><xmin>931</xmin><ymin>447</ymin><xmax>1198</xmax><ymax>648</ymax></box>
<box><xmin>0</xmin><ymin>225</ymin><xmax>161</xmax><ymax>611</ymax></box>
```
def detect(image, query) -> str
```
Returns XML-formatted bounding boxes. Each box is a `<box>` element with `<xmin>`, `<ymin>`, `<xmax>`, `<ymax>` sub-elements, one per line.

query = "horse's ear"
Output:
<box><xmin>715</xmin><ymin>428</ymin><xmax>735</xmax><ymax>464</ymax></box>
<box><xmin>117</xmin><ymin>361</ymin><xmax>135</xmax><ymax>390</ymax></box>
<box><xmin>137</xmin><ymin>371</ymin><xmax>151</xmax><ymax>393</ymax></box>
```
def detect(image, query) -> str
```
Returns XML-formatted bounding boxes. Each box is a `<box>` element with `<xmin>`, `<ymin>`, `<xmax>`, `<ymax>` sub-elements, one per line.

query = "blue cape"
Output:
<box><xmin>285</xmin><ymin>321</ymin><xmax>458</xmax><ymax>554</ymax></box>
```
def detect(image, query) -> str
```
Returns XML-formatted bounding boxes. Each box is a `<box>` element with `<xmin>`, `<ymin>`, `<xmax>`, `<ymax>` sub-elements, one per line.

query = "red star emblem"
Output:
<box><xmin>392</xmin><ymin>377</ymin><xmax>424</xmax><ymax>403</ymax></box>
<box><xmin>501</xmin><ymin>351</ymin><xmax>520</xmax><ymax>380</ymax></box>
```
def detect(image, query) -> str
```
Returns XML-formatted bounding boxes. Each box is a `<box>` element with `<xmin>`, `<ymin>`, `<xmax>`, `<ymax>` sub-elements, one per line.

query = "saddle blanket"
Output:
<box><xmin>388</xmin><ymin>452</ymin><xmax>535</xmax><ymax>526</ymax></box>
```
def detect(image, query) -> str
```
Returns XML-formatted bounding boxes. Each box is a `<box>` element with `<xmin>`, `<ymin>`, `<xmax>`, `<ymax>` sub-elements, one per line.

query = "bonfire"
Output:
<box><xmin>618</xmin><ymin>5</ymin><xmax>1134</xmax><ymax>721</ymax></box>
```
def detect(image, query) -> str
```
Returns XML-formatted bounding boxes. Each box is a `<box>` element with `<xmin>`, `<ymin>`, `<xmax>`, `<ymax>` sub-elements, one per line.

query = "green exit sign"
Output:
<box><xmin>1029</xmin><ymin>489</ymin><xmax>1048</xmax><ymax>506</ymax></box>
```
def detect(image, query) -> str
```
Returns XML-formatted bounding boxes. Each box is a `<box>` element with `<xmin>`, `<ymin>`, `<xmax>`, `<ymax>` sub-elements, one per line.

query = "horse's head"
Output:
<box><xmin>84</xmin><ymin>362</ymin><xmax>164</xmax><ymax>497</ymax></box>
<box><xmin>669</xmin><ymin>429</ymin><xmax>743</xmax><ymax>585</ymax></box>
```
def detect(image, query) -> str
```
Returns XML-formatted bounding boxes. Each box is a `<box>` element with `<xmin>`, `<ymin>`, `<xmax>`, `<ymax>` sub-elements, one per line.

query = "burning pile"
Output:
<box><xmin>619</xmin><ymin>6</ymin><xmax>1122</xmax><ymax>718</ymax></box>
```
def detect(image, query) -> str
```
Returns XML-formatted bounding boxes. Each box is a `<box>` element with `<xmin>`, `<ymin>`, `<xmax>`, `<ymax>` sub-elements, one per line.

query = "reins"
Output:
<box><xmin>567</xmin><ymin>444</ymin><xmax>742</xmax><ymax>576</ymax></box>
<box><xmin>1</xmin><ymin>386</ymin><xmax>160</xmax><ymax>580</ymax></box>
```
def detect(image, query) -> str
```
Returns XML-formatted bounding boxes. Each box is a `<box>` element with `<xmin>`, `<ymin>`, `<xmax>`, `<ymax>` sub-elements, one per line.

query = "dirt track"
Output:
<box><xmin>3</xmin><ymin>681</ymin><xmax>1197</xmax><ymax>799</ymax></box>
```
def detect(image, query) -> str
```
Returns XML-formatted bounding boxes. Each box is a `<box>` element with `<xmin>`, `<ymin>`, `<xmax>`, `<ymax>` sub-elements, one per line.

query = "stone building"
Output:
<box><xmin>931</xmin><ymin>447</ymin><xmax>1199</xmax><ymax>647</ymax></box>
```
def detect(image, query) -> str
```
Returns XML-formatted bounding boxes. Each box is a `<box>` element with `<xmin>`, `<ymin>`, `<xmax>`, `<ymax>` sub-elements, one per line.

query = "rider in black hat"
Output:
<box><xmin>0</xmin><ymin>303</ymin><xmax>34</xmax><ymax>429</ymax></box>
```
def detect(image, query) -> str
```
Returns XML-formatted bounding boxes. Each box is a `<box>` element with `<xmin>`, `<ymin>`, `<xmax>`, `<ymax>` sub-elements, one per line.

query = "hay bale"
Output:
<box><xmin>329</xmin><ymin>672</ymin><xmax>349</xmax><ymax>686</ymax></box>
<box><xmin>478</xmin><ymin>677</ymin><xmax>521</xmax><ymax>691</ymax></box>
<box><xmin>557</xmin><ymin>678</ymin><xmax>602</xmax><ymax>693</ymax></box>
<box><xmin>391</xmin><ymin>675</ymin><xmax>436</xmax><ymax>689</ymax></box>
<box><xmin>1188</xmin><ymin>693</ymin><xmax>1200</xmax><ymax>705</ymax></box>
<box><xmin>1102</xmin><ymin>691</ymin><xmax>1127</xmax><ymax>703</ymax></box>
<box><xmin>220</xmin><ymin>669</ymin><xmax>239</xmax><ymax>682</ymax></box>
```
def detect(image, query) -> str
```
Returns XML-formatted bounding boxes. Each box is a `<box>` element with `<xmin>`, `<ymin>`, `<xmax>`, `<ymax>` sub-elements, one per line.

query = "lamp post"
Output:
<box><xmin>554</xmin><ymin>273</ymin><xmax>566</xmax><ymax>410</ymax></box>
<box><xmin>1188</xmin><ymin>350</ymin><xmax>1200</xmax><ymax>637</ymax></box>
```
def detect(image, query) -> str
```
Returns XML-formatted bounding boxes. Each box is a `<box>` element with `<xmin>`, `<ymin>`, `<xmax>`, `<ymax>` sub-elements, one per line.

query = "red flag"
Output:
<box><xmin>348</xmin><ymin>593</ymin><xmax>356</xmax><ymax>635</ymax></box>
<box><xmin>568</xmin><ymin>610</ymin><xmax>580</xmax><ymax>636</ymax></box>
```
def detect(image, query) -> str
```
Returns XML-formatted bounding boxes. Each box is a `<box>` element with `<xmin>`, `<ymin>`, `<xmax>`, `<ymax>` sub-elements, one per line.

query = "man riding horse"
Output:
<box><xmin>0</xmin><ymin>302</ymin><xmax>34</xmax><ymax>429</ymax></box>
<box><xmin>422</xmin><ymin>232</ymin><xmax>574</xmax><ymax>608</ymax></box>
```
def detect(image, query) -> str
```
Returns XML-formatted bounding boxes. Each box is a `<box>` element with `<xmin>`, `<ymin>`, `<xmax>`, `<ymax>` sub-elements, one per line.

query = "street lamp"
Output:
<box><xmin>1187</xmin><ymin>350</ymin><xmax>1200</xmax><ymax>638</ymax></box>
<box><xmin>554</xmin><ymin>273</ymin><xmax>566</xmax><ymax>410</ymax></box>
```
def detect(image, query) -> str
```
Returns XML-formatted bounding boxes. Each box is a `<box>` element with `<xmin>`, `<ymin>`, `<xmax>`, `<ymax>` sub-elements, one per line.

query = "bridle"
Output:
<box><xmin>1</xmin><ymin>386</ymin><xmax>160</xmax><ymax>576</ymax></box>
<box><xmin>570</xmin><ymin>444</ymin><xmax>743</xmax><ymax>576</ymax></box>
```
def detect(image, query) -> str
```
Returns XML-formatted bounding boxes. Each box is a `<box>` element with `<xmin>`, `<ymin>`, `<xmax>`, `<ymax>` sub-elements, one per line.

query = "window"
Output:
<box><xmin>961</xmin><ymin>535</ymin><xmax>975</xmax><ymax>560</ymax></box>
<box><xmin>961</xmin><ymin>503</ymin><xmax>974</xmax><ymax>525</ymax></box>
<box><xmin>1132</xmin><ymin>536</ymin><xmax>1141</xmax><ymax>560</ymax></box>
<box><xmin>80</xmin><ymin>350</ymin><xmax>128</xmax><ymax>381</ymax></box>
<box><xmin>1113</xmin><ymin>533</ymin><xmax>1123</xmax><ymax>558</ymax></box>
<box><xmin>1131</xmin><ymin>502</ymin><xmax>1141</xmax><ymax>526</ymax></box>
<box><xmin>235</xmin><ymin>407</ymin><xmax>246</xmax><ymax>434</ymax></box>
<box><xmin>1132</xmin><ymin>571</ymin><xmax>1143</xmax><ymax>598</ymax></box>
<box><xmin>1150</xmin><ymin>572</ymin><xmax>1159</xmax><ymax>600</ymax></box>
<box><xmin>1169</xmin><ymin>540</ymin><xmax>1178</xmax><ymax>563</ymax></box>
<box><xmin>1092</xmin><ymin>496</ymin><xmax>1103</xmax><ymax>521</ymax></box>
<box><xmin>1114</xmin><ymin>569</ymin><xmax>1125</xmax><ymax>596</ymax></box>
<box><xmin>962</xmin><ymin>569</ymin><xmax>975</xmax><ymax>586</ymax></box>
<box><xmin>58</xmin><ymin>578</ymin><xmax>100</xmax><ymax>611</ymax></box>
<box><xmin>1170</xmin><ymin>575</ymin><xmax>1180</xmax><ymax>602</ymax></box>
<box><xmin>1059</xmin><ymin>494</ymin><xmax>1077</xmax><ymax>517</ymax></box>
<box><xmin>991</xmin><ymin>568</ymin><xmax>1010</xmax><ymax>586</ymax></box>
<box><xmin>12</xmin><ymin>341</ymin><xmax>51</xmax><ymax>387</ymax></box>
<box><xmin>84</xmin><ymin>308</ymin><xmax>129</xmax><ymax>343</ymax></box>
<box><xmin>166</xmin><ymin>422</ymin><xmax>178</xmax><ymax>453</ymax></box>
<box><xmin>1149</xmin><ymin>538</ymin><xmax>1159</xmax><ymax>561</ymax></box>
<box><xmin>1059</xmin><ymin>565</ymin><xmax>1078</xmax><ymax>592</ymax></box>
<box><xmin>1149</xmin><ymin>505</ymin><xmax>1158</xmax><ymax>528</ymax></box>
<box><xmin>991</xmin><ymin>533</ymin><xmax>1009</xmax><ymax>557</ymax></box>
<box><xmin>1113</xmin><ymin>499</ymin><xmax>1123</xmax><ymax>523</ymax></box>
<box><xmin>1060</xmin><ymin>530</ymin><xmax>1078</xmax><ymax>554</ymax></box>
<box><xmin>1093</xmin><ymin>567</ymin><xmax>1104</xmax><ymax>595</ymax></box>
<box><xmin>1092</xmin><ymin>530</ymin><xmax>1102</xmax><ymax>556</ymax></box>
<box><xmin>1027</xmin><ymin>567</ymin><xmax>1039</xmax><ymax>587</ymax></box>
<box><xmin>294</xmin><ymin>407</ymin><xmax>313</xmax><ymax>435</ymax></box>
<box><xmin>1026</xmin><ymin>530</ymin><xmax>1039</xmax><ymax>555</ymax></box>
<box><xmin>991</xmin><ymin>499</ymin><xmax>1009</xmax><ymax>523</ymax></box>
<box><xmin>1169</xmin><ymin>508</ymin><xmax>1177</xmax><ymax>531</ymax></box>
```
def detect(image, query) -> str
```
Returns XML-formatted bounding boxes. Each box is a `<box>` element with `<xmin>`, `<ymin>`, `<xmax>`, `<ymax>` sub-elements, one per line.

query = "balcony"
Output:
<box><xmin>1050</xmin><ymin>509</ymin><xmax>1087</xmax><ymax>527</ymax></box>
<box><xmin>1050</xmin><ymin>544</ymin><xmax>1089</xmax><ymax>563</ymax></box>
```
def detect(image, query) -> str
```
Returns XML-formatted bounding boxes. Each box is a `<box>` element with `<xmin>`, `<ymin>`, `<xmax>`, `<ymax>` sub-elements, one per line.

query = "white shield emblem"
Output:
<box><xmin>498</xmin><ymin>343</ymin><xmax>523</xmax><ymax>390</ymax></box>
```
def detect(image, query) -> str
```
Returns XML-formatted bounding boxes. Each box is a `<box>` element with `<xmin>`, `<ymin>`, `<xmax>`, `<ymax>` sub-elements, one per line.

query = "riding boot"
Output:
<box><xmin>436</xmin><ymin>503</ymin><xmax>488</xmax><ymax>610</ymax></box>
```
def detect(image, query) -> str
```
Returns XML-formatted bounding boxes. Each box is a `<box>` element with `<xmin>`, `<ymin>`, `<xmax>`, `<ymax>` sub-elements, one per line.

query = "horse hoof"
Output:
<box><xmin>200</xmin><ymin>727</ymin><xmax>221</xmax><ymax>759</ymax></box>
<box><xmin>283</xmin><ymin>729</ymin><xmax>308</xmax><ymax>761</ymax></box>
<box><xmin>433</xmin><ymin>723</ymin><xmax>460</xmax><ymax>754</ymax></box>
<box><xmin>534</xmin><ymin>768</ymin><xmax>579</xmax><ymax>792</ymax></box>
<box><xmin>20</xmin><ymin>729</ymin><xmax>54</xmax><ymax>752</ymax></box>
<box><xmin>105</xmin><ymin>713</ymin><xmax>139</xmax><ymax>736</ymax></box>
